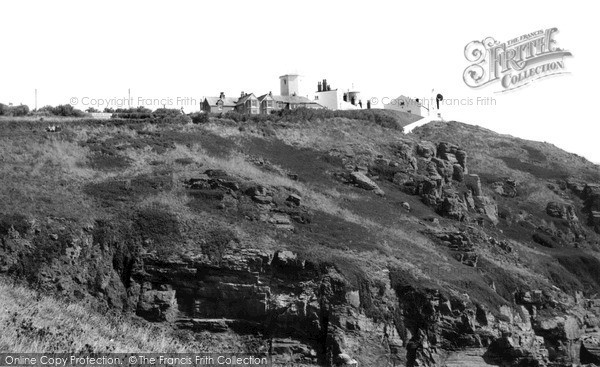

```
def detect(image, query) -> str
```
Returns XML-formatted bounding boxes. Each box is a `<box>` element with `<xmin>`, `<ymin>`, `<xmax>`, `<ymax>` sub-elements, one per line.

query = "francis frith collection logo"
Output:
<box><xmin>463</xmin><ymin>28</ymin><xmax>572</xmax><ymax>92</ymax></box>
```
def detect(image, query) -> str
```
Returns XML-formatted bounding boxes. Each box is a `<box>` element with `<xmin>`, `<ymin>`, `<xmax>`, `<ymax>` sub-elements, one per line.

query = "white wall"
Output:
<box><xmin>383</xmin><ymin>95</ymin><xmax>425</xmax><ymax>116</ymax></box>
<box><xmin>314</xmin><ymin>89</ymin><xmax>362</xmax><ymax>110</ymax></box>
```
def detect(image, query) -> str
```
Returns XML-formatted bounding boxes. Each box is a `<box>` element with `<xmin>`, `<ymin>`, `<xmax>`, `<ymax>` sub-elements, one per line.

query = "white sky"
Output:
<box><xmin>1</xmin><ymin>0</ymin><xmax>599</xmax><ymax>163</ymax></box>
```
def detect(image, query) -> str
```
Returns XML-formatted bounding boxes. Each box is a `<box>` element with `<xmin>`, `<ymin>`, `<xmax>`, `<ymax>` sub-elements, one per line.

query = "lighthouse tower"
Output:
<box><xmin>279</xmin><ymin>74</ymin><xmax>301</xmax><ymax>96</ymax></box>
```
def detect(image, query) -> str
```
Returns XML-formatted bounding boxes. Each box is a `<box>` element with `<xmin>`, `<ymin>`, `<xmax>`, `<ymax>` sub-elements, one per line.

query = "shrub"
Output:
<box><xmin>38</xmin><ymin>104</ymin><xmax>86</xmax><ymax>117</ymax></box>
<box><xmin>112</xmin><ymin>107</ymin><xmax>153</xmax><ymax>119</ymax></box>
<box><xmin>207</xmin><ymin>107</ymin><xmax>401</xmax><ymax>129</ymax></box>
<box><xmin>152</xmin><ymin>114</ymin><xmax>191</xmax><ymax>125</ymax></box>
<box><xmin>190</xmin><ymin>112</ymin><xmax>210</xmax><ymax>124</ymax></box>
<box><xmin>153</xmin><ymin>108</ymin><xmax>182</xmax><ymax>118</ymax></box>
<box><xmin>0</xmin><ymin>103</ymin><xmax>30</xmax><ymax>116</ymax></box>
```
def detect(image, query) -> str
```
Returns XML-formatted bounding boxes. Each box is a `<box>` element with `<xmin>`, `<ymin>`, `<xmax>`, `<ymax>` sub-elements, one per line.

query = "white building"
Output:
<box><xmin>383</xmin><ymin>95</ymin><xmax>427</xmax><ymax>116</ymax></box>
<box><xmin>383</xmin><ymin>89</ymin><xmax>448</xmax><ymax>118</ymax></box>
<box><xmin>313</xmin><ymin>79</ymin><xmax>361</xmax><ymax>110</ymax></box>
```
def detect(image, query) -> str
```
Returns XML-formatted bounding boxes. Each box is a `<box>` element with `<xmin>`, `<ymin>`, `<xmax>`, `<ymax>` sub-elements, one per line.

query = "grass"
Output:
<box><xmin>0</xmin><ymin>278</ymin><xmax>200</xmax><ymax>353</ymax></box>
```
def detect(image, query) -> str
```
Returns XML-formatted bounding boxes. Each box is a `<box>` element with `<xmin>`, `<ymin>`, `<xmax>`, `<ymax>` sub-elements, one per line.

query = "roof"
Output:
<box><xmin>236</xmin><ymin>93</ymin><xmax>257</xmax><ymax>105</ymax></box>
<box><xmin>204</xmin><ymin>96</ymin><xmax>237</xmax><ymax>107</ymax></box>
<box><xmin>315</xmin><ymin>89</ymin><xmax>339</xmax><ymax>93</ymax></box>
<box><xmin>272</xmin><ymin>95</ymin><xmax>316</xmax><ymax>104</ymax></box>
<box><xmin>257</xmin><ymin>93</ymin><xmax>274</xmax><ymax>102</ymax></box>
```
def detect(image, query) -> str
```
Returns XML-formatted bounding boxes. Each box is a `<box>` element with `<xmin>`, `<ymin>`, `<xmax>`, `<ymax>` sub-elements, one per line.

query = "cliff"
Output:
<box><xmin>1</xmin><ymin>115</ymin><xmax>600</xmax><ymax>366</ymax></box>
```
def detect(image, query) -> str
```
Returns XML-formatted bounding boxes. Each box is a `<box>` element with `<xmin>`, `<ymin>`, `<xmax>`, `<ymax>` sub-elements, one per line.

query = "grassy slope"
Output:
<box><xmin>0</xmin><ymin>278</ymin><xmax>198</xmax><ymax>352</ymax></box>
<box><xmin>1</xmin><ymin>116</ymin><xmax>599</xmax><ymax>352</ymax></box>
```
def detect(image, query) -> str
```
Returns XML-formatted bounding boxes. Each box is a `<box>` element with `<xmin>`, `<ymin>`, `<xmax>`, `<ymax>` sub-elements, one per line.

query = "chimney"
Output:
<box><xmin>327</xmin><ymin>85</ymin><xmax>331</xmax><ymax>91</ymax></box>
<box><xmin>241</xmin><ymin>91</ymin><xmax>245</xmax><ymax>98</ymax></box>
<box><xmin>322</xmin><ymin>79</ymin><xmax>327</xmax><ymax>91</ymax></box>
<box><xmin>317</xmin><ymin>81</ymin><xmax>322</xmax><ymax>92</ymax></box>
<box><xmin>269</xmin><ymin>91</ymin><xmax>272</xmax><ymax>96</ymax></box>
<box><xmin>219</xmin><ymin>92</ymin><xmax>225</xmax><ymax>99</ymax></box>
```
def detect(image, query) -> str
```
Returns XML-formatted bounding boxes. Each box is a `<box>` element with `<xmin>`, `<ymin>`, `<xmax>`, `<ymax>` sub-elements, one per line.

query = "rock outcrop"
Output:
<box><xmin>546</xmin><ymin>201</ymin><xmax>578</xmax><ymax>221</ymax></box>
<box><xmin>370</xmin><ymin>139</ymin><xmax>500</xmax><ymax>225</ymax></box>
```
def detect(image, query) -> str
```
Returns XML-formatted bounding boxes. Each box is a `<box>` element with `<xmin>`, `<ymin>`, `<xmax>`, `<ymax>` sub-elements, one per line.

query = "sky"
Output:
<box><xmin>1</xmin><ymin>0</ymin><xmax>599</xmax><ymax>163</ymax></box>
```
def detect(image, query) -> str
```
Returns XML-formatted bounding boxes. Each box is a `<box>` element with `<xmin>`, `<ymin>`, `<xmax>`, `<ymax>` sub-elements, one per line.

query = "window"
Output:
<box><xmin>251</xmin><ymin>100</ymin><xmax>258</xmax><ymax>107</ymax></box>
<box><xmin>266</xmin><ymin>100</ymin><xmax>273</xmax><ymax>108</ymax></box>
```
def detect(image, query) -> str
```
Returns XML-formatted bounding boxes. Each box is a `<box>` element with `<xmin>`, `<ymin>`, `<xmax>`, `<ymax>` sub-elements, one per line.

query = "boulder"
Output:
<box><xmin>245</xmin><ymin>185</ymin><xmax>269</xmax><ymax>197</ymax></box>
<box><xmin>491</xmin><ymin>179</ymin><xmax>517</xmax><ymax>197</ymax></box>
<box><xmin>437</xmin><ymin>142</ymin><xmax>457</xmax><ymax>159</ymax></box>
<box><xmin>286</xmin><ymin>194</ymin><xmax>301</xmax><ymax>206</ymax></box>
<box><xmin>350</xmin><ymin>171</ymin><xmax>384</xmax><ymax>195</ymax></box>
<box><xmin>440</xmin><ymin>195</ymin><xmax>467</xmax><ymax>221</ymax></box>
<box><xmin>337</xmin><ymin>353</ymin><xmax>358</xmax><ymax>366</ymax></box>
<box><xmin>269</xmin><ymin>214</ymin><xmax>292</xmax><ymax>225</ymax></box>
<box><xmin>416</xmin><ymin>142</ymin><xmax>436</xmax><ymax>158</ymax></box>
<box><xmin>546</xmin><ymin>202</ymin><xmax>578</xmax><ymax>221</ymax></box>
<box><xmin>137</xmin><ymin>289</ymin><xmax>178</xmax><ymax>322</ymax></box>
<box><xmin>350</xmin><ymin>171</ymin><xmax>378</xmax><ymax>190</ymax></box>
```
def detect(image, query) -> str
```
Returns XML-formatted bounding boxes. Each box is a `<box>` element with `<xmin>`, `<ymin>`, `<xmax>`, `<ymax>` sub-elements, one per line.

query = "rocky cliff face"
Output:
<box><xmin>4</xmin><ymin>210</ymin><xmax>600</xmax><ymax>366</ymax></box>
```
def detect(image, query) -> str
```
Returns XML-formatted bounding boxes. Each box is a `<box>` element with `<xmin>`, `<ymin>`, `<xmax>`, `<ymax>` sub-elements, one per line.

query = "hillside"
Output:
<box><xmin>1</xmin><ymin>113</ymin><xmax>600</xmax><ymax>366</ymax></box>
